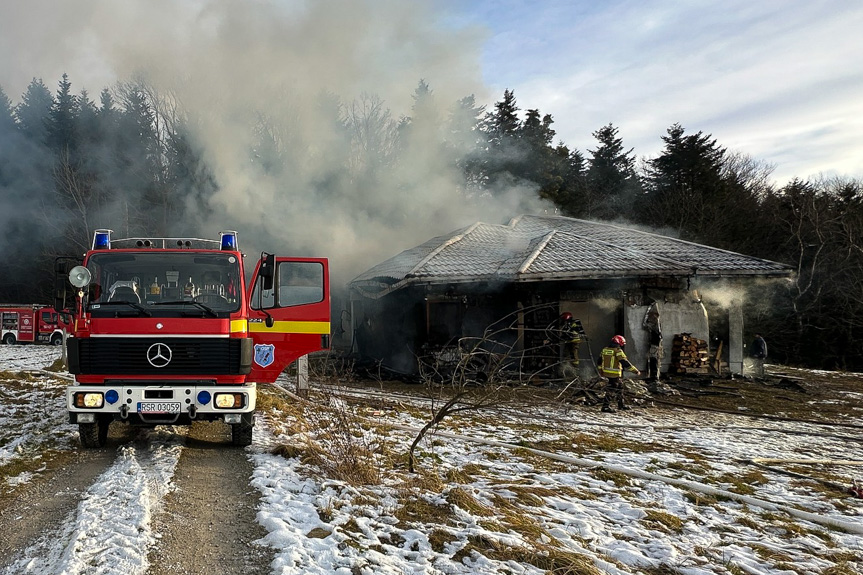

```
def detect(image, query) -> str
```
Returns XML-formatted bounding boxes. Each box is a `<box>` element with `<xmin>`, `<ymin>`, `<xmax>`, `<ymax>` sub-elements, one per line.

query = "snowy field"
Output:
<box><xmin>1</xmin><ymin>344</ymin><xmax>862</xmax><ymax>575</ymax></box>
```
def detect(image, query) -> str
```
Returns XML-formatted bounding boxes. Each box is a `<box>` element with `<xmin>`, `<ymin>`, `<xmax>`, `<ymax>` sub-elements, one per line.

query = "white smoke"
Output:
<box><xmin>0</xmin><ymin>0</ymin><xmax>555</xmax><ymax>286</ymax></box>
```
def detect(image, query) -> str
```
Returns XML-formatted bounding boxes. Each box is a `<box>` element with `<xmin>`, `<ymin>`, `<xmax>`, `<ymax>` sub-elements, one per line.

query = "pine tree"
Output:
<box><xmin>0</xmin><ymin>86</ymin><xmax>16</xmax><ymax>133</ymax></box>
<box><xmin>640</xmin><ymin>123</ymin><xmax>725</xmax><ymax>237</ymax></box>
<box><xmin>584</xmin><ymin>123</ymin><xmax>640</xmax><ymax>220</ymax></box>
<box><xmin>481</xmin><ymin>89</ymin><xmax>527</xmax><ymax>192</ymax></box>
<box><xmin>14</xmin><ymin>78</ymin><xmax>53</xmax><ymax>144</ymax></box>
<box><xmin>47</xmin><ymin>73</ymin><xmax>79</xmax><ymax>154</ymax></box>
<box><xmin>446</xmin><ymin>94</ymin><xmax>486</xmax><ymax>194</ymax></box>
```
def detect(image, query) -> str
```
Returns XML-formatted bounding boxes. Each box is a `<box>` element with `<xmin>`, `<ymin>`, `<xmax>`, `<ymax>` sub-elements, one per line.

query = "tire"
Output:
<box><xmin>50</xmin><ymin>332</ymin><xmax>63</xmax><ymax>346</ymax></box>
<box><xmin>2</xmin><ymin>333</ymin><xmax>15</xmax><ymax>345</ymax></box>
<box><xmin>231</xmin><ymin>413</ymin><xmax>254</xmax><ymax>447</ymax></box>
<box><xmin>79</xmin><ymin>419</ymin><xmax>109</xmax><ymax>448</ymax></box>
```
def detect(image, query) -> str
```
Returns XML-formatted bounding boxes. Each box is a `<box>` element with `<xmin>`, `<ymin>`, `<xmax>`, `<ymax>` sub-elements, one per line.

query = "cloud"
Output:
<box><xmin>474</xmin><ymin>0</ymin><xmax>863</xmax><ymax>185</ymax></box>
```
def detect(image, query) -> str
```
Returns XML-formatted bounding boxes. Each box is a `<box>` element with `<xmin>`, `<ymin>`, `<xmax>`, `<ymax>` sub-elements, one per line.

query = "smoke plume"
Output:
<box><xmin>0</xmin><ymin>0</ymin><xmax>554</xmax><ymax>286</ymax></box>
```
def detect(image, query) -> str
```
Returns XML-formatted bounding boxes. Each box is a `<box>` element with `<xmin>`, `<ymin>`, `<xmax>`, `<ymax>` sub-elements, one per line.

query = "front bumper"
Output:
<box><xmin>67</xmin><ymin>382</ymin><xmax>257</xmax><ymax>424</ymax></box>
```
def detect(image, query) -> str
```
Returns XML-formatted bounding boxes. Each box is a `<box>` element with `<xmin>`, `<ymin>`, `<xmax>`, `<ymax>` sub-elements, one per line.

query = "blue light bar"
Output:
<box><xmin>92</xmin><ymin>229</ymin><xmax>113</xmax><ymax>250</ymax></box>
<box><xmin>220</xmin><ymin>231</ymin><xmax>238</xmax><ymax>251</ymax></box>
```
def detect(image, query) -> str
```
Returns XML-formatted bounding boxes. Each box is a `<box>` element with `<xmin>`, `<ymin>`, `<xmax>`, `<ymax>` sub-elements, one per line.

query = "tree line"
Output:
<box><xmin>1</xmin><ymin>75</ymin><xmax>860</xmax><ymax>370</ymax></box>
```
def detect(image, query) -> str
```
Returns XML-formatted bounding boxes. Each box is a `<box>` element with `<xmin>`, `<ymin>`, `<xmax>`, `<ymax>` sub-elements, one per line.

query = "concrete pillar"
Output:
<box><xmin>296</xmin><ymin>354</ymin><xmax>309</xmax><ymax>398</ymax></box>
<box><xmin>728</xmin><ymin>304</ymin><xmax>744</xmax><ymax>375</ymax></box>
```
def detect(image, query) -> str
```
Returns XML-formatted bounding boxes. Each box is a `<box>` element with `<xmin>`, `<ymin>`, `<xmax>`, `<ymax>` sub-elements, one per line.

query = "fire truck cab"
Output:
<box><xmin>56</xmin><ymin>229</ymin><xmax>330</xmax><ymax>448</ymax></box>
<box><xmin>0</xmin><ymin>304</ymin><xmax>67</xmax><ymax>346</ymax></box>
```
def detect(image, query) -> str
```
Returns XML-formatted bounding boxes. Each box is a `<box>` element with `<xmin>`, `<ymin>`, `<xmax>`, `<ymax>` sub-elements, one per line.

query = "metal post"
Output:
<box><xmin>297</xmin><ymin>354</ymin><xmax>309</xmax><ymax>398</ymax></box>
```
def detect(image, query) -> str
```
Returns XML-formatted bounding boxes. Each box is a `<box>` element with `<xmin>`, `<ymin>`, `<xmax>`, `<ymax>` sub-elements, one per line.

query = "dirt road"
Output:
<box><xmin>146</xmin><ymin>422</ymin><xmax>273</xmax><ymax>575</ymax></box>
<box><xmin>0</xmin><ymin>421</ymin><xmax>274</xmax><ymax>575</ymax></box>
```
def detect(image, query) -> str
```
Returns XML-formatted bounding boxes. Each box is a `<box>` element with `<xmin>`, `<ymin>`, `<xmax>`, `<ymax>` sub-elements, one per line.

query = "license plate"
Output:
<box><xmin>138</xmin><ymin>402</ymin><xmax>182</xmax><ymax>414</ymax></box>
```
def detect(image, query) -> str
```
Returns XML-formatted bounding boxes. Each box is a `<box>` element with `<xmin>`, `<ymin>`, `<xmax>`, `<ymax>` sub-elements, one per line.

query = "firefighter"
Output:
<box><xmin>750</xmin><ymin>333</ymin><xmax>767</xmax><ymax>377</ymax></box>
<box><xmin>642</xmin><ymin>302</ymin><xmax>663</xmax><ymax>382</ymax></box>
<box><xmin>546</xmin><ymin>312</ymin><xmax>584</xmax><ymax>378</ymax></box>
<box><xmin>600</xmin><ymin>335</ymin><xmax>640</xmax><ymax>413</ymax></box>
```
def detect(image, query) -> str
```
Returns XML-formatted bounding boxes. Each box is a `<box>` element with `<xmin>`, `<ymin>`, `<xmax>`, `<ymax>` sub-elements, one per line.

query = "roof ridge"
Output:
<box><xmin>407</xmin><ymin>222</ymin><xmax>481</xmax><ymax>276</ymax></box>
<box><xmin>518</xmin><ymin>230</ymin><xmax>556</xmax><ymax>273</ymax></box>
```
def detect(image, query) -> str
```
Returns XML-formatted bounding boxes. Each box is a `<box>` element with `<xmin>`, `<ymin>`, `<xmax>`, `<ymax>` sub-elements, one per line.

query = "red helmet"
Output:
<box><xmin>612</xmin><ymin>335</ymin><xmax>626</xmax><ymax>346</ymax></box>
<box><xmin>560</xmin><ymin>312</ymin><xmax>573</xmax><ymax>321</ymax></box>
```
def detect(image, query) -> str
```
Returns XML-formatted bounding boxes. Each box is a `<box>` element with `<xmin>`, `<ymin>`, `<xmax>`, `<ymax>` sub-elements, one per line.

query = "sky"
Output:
<box><xmin>1</xmin><ymin>0</ymin><xmax>862</xmax><ymax>279</ymax></box>
<box><xmin>453</xmin><ymin>0</ymin><xmax>863</xmax><ymax>185</ymax></box>
<box><xmin>3</xmin><ymin>0</ymin><xmax>860</xmax><ymax>187</ymax></box>
<box><xmin>3</xmin><ymin>345</ymin><xmax>863</xmax><ymax>574</ymax></box>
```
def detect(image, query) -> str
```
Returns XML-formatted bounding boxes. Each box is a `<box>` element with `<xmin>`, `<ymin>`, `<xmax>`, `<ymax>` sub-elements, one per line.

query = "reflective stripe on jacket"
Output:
<box><xmin>600</xmin><ymin>346</ymin><xmax>636</xmax><ymax>377</ymax></box>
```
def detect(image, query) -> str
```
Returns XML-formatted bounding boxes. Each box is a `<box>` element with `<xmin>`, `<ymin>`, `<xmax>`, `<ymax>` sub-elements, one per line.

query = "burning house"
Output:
<box><xmin>348</xmin><ymin>215</ymin><xmax>793</xmax><ymax>380</ymax></box>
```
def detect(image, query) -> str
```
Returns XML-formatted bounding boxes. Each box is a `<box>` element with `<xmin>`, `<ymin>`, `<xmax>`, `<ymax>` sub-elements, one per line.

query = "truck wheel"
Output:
<box><xmin>79</xmin><ymin>419</ymin><xmax>109</xmax><ymax>448</ymax></box>
<box><xmin>231</xmin><ymin>414</ymin><xmax>254</xmax><ymax>447</ymax></box>
<box><xmin>2</xmin><ymin>333</ymin><xmax>15</xmax><ymax>345</ymax></box>
<box><xmin>50</xmin><ymin>333</ymin><xmax>63</xmax><ymax>346</ymax></box>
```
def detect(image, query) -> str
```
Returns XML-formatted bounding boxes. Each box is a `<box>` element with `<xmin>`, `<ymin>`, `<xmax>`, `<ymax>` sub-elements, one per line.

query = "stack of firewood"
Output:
<box><xmin>670</xmin><ymin>333</ymin><xmax>711</xmax><ymax>374</ymax></box>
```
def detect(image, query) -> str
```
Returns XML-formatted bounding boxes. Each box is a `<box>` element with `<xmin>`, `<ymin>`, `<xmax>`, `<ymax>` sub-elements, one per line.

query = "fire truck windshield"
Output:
<box><xmin>85</xmin><ymin>252</ymin><xmax>241</xmax><ymax>317</ymax></box>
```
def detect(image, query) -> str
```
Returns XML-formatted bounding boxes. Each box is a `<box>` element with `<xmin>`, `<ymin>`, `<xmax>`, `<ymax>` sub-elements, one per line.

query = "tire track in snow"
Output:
<box><xmin>1</xmin><ymin>429</ymin><xmax>183</xmax><ymax>575</ymax></box>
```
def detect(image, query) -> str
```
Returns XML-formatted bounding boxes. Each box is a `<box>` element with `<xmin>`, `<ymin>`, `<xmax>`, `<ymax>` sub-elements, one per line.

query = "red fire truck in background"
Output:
<box><xmin>55</xmin><ymin>229</ymin><xmax>330</xmax><ymax>448</ymax></box>
<box><xmin>1</xmin><ymin>304</ymin><xmax>68</xmax><ymax>346</ymax></box>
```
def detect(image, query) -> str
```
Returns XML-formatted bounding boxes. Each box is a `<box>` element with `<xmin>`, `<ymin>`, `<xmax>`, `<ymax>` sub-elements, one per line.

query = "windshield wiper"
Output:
<box><xmin>154</xmin><ymin>300</ymin><xmax>219</xmax><ymax>318</ymax></box>
<box><xmin>92</xmin><ymin>301</ymin><xmax>152</xmax><ymax>317</ymax></box>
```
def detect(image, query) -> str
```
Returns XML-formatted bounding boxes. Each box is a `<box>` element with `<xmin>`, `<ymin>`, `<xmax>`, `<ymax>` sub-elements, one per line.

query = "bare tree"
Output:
<box><xmin>407</xmin><ymin>303</ymin><xmax>586</xmax><ymax>472</ymax></box>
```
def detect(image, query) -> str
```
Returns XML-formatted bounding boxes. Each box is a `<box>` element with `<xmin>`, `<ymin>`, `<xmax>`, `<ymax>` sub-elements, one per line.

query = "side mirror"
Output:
<box><xmin>259</xmin><ymin>253</ymin><xmax>275</xmax><ymax>292</ymax></box>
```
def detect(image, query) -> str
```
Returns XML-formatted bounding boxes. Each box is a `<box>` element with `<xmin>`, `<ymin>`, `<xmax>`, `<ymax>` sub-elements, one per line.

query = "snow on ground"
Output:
<box><xmin>0</xmin><ymin>345</ymin><xmax>70</xmax><ymax>474</ymax></box>
<box><xmin>3</xmin><ymin>433</ymin><xmax>183</xmax><ymax>575</ymax></box>
<box><xmin>2</xmin><ymin>345</ymin><xmax>863</xmax><ymax>574</ymax></box>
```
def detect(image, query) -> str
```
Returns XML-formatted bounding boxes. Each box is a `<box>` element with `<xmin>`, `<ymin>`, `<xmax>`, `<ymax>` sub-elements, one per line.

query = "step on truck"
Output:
<box><xmin>54</xmin><ymin>229</ymin><xmax>330</xmax><ymax>447</ymax></box>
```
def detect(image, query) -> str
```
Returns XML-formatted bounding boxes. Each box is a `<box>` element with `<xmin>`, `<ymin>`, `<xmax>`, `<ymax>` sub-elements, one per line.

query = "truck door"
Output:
<box><xmin>18</xmin><ymin>309</ymin><xmax>36</xmax><ymax>343</ymax></box>
<box><xmin>247</xmin><ymin>256</ymin><xmax>330</xmax><ymax>383</ymax></box>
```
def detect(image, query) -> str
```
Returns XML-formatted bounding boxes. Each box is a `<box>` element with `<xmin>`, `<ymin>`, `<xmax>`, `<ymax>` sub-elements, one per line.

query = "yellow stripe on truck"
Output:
<box><xmin>248</xmin><ymin>321</ymin><xmax>330</xmax><ymax>335</ymax></box>
<box><xmin>230</xmin><ymin>319</ymin><xmax>248</xmax><ymax>334</ymax></box>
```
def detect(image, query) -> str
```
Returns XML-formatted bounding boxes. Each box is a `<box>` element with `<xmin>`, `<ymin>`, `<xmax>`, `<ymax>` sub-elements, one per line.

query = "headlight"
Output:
<box><xmin>75</xmin><ymin>392</ymin><xmax>104</xmax><ymax>408</ymax></box>
<box><xmin>214</xmin><ymin>393</ymin><xmax>244</xmax><ymax>409</ymax></box>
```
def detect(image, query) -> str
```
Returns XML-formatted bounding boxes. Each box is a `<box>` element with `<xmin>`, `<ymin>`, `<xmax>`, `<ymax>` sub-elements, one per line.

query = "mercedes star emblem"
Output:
<box><xmin>146</xmin><ymin>342</ymin><xmax>172</xmax><ymax>368</ymax></box>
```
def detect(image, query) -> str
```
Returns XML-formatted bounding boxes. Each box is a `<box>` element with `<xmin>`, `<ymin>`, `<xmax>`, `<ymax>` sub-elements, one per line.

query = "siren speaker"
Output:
<box><xmin>69</xmin><ymin>266</ymin><xmax>92</xmax><ymax>288</ymax></box>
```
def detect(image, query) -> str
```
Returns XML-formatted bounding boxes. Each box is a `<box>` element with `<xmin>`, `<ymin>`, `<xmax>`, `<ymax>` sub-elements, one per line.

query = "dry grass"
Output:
<box><xmin>446</xmin><ymin>486</ymin><xmax>495</xmax><ymax>517</ymax></box>
<box><xmin>590</xmin><ymin>467</ymin><xmax>633</xmax><ymax>488</ymax></box>
<box><xmin>453</xmin><ymin>534</ymin><xmax>602</xmax><ymax>575</ymax></box>
<box><xmin>427</xmin><ymin>528</ymin><xmax>452</xmax><ymax>553</ymax></box>
<box><xmin>45</xmin><ymin>356</ymin><xmax>66</xmax><ymax>372</ymax></box>
<box><xmin>261</xmin><ymin>385</ymin><xmax>383</xmax><ymax>485</ymax></box>
<box><xmin>655</xmin><ymin>367</ymin><xmax>863</xmax><ymax>422</ymax></box>
<box><xmin>642</xmin><ymin>509</ymin><xmax>684</xmax><ymax>533</ymax></box>
<box><xmin>683</xmin><ymin>490</ymin><xmax>721</xmax><ymax>507</ymax></box>
<box><xmin>394</xmin><ymin>493</ymin><xmax>454</xmax><ymax>526</ymax></box>
<box><xmin>712</xmin><ymin>469</ymin><xmax>769</xmax><ymax>495</ymax></box>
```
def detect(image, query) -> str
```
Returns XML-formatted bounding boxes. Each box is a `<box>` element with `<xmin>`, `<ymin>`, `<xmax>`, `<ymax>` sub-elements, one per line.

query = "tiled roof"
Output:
<box><xmin>350</xmin><ymin>215</ymin><xmax>793</xmax><ymax>295</ymax></box>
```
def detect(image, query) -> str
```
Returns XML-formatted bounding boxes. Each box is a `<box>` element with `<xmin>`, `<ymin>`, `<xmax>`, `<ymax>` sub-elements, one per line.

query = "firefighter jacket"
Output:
<box><xmin>559</xmin><ymin>320</ymin><xmax>583</xmax><ymax>344</ymax></box>
<box><xmin>600</xmin><ymin>345</ymin><xmax>638</xmax><ymax>378</ymax></box>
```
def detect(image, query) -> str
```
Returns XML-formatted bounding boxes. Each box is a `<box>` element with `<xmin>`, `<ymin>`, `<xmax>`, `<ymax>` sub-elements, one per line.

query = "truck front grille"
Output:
<box><xmin>70</xmin><ymin>337</ymin><xmax>252</xmax><ymax>376</ymax></box>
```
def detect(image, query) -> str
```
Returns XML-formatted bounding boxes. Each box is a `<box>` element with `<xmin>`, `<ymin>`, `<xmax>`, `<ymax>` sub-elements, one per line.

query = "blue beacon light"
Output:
<box><xmin>220</xmin><ymin>231</ymin><xmax>238</xmax><ymax>251</ymax></box>
<box><xmin>105</xmin><ymin>389</ymin><xmax>119</xmax><ymax>404</ymax></box>
<box><xmin>93</xmin><ymin>229</ymin><xmax>112</xmax><ymax>250</ymax></box>
<box><xmin>197</xmin><ymin>390</ymin><xmax>212</xmax><ymax>405</ymax></box>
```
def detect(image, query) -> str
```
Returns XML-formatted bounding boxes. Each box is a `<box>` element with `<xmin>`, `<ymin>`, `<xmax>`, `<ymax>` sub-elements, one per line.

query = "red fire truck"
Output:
<box><xmin>55</xmin><ymin>229</ymin><xmax>330</xmax><ymax>448</ymax></box>
<box><xmin>1</xmin><ymin>304</ymin><xmax>68</xmax><ymax>346</ymax></box>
